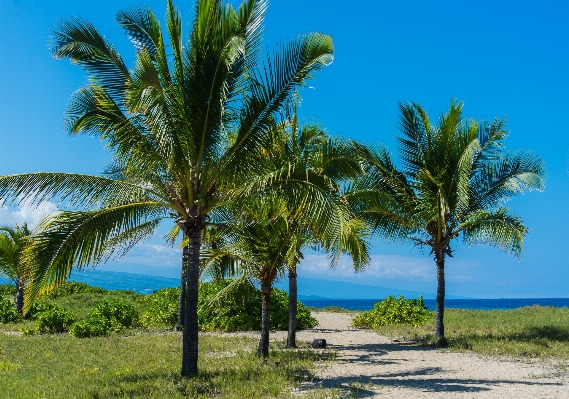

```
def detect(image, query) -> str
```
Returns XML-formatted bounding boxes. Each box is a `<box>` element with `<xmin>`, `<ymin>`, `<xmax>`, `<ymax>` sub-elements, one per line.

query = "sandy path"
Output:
<box><xmin>221</xmin><ymin>312</ymin><xmax>569</xmax><ymax>398</ymax></box>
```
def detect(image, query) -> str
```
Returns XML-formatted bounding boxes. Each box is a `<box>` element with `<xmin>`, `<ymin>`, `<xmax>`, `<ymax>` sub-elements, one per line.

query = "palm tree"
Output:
<box><xmin>0</xmin><ymin>0</ymin><xmax>334</xmax><ymax>376</ymax></box>
<box><xmin>202</xmin><ymin>117</ymin><xmax>369</xmax><ymax>355</ymax></box>
<box><xmin>203</xmin><ymin>190</ymin><xmax>368</xmax><ymax>357</ymax></box>
<box><xmin>349</xmin><ymin>100</ymin><xmax>545</xmax><ymax>346</ymax></box>
<box><xmin>270</xmin><ymin>110</ymin><xmax>366</xmax><ymax>348</ymax></box>
<box><xmin>0</xmin><ymin>223</ymin><xmax>31</xmax><ymax>315</ymax></box>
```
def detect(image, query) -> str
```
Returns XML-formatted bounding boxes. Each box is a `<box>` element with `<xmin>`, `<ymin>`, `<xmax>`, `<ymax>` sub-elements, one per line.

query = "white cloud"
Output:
<box><xmin>300</xmin><ymin>254</ymin><xmax>434</xmax><ymax>280</ymax></box>
<box><xmin>118</xmin><ymin>243</ymin><xmax>182</xmax><ymax>268</ymax></box>
<box><xmin>0</xmin><ymin>200</ymin><xmax>58</xmax><ymax>229</ymax></box>
<box><xmin>298</xmin><ymin>254</ymin><xmax>478</xmax><ymax>284</ymax></box>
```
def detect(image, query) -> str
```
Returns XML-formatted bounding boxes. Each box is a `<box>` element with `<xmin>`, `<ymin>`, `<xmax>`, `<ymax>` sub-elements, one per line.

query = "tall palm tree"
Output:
<box><xmin>203</xmin><ymin>190</ymin><xmax>368</xmax><ymax>357</ymax></box>
<box><xmin>0</xmin><ymin>0</ymin><xmax>334</xmax><ymax>376</ymax></box>
<box><xmin>0</xmin><ymin>223</ymin><xmax>31</xmax><ymax>315</ymax></box>
<box><xmin>349</xmin><ymin>100</ymin><xmax>545</xmax><ymax>346</ymax></box>
<box><xmin>269</xmin><ymin>110</ymin><xmax>366</xmax><ymax>348</ymax></box>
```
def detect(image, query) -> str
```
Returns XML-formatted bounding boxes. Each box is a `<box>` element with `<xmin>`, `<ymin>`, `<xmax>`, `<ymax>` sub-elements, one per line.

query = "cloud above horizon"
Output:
<box><xmin>0</xmin><ymin>200</ymin><xmax>58</xmax><ymax>229</ymax></box>
<box><xmin>297</xmin><ymin>254</ymin><xmax>477</xmax><ymax>285</ymax></box>
<box><xmin>114</xmin><ymin>242</ymin><xmax>182</xmax><ymax>268</ymax></box>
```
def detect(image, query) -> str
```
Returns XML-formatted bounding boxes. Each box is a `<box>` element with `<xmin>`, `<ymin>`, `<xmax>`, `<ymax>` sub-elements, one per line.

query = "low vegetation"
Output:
<box><xmin>352</xmin><ymin>295</ymin><xmax>431</xmax><ymax>328</ymax></box>
<box><xmin>0</xmin><ymin>282</ymin><xmax>328</xmax><ymax>398</ymax></box>
<box><xmin>0</xmin><ymin>332</ymin><xmax>333</xmax><ymax>398</ymax></box>
<box><xmin>370</xmin><ymin>305</ymin><xmax>569</xmax><ymax>359</ymax></box>
<box><xmin>0</xmin><ymin>281</ymin><xmax>316</xmax><ymax>335</ymax></box>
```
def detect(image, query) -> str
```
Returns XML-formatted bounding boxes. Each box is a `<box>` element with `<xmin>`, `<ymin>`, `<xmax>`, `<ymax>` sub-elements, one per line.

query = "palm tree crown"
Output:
<box><xmin>350</xmin><ymin>100</ymin><xmax>545</xmax><ymax>344</ymax></box>
<box><xmin>0</xmin><ymin>223</ymin><xmax>31</xmax><ymax>315</ymax></box>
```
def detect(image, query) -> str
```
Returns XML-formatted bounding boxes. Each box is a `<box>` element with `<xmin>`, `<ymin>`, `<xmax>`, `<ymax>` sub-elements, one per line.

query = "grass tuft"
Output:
<box><xmin>372</xmin><ymin>306</ymin><xmax>569</xmax><ymax>360</ymax></box>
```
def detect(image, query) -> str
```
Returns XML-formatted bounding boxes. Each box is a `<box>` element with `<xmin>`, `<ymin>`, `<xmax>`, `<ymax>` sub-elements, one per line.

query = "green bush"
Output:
<box><xmin>46</xmin><ymin>282</ymin><xmax>106</xmax><ymax>299</ymax></box>
<box><xmin>136</xmin><ymin>280</ymin><xmax>317</xmax><ymax>331</ymax></box>
<box><xmin>36</xmin><ymin>307</ymin><xmax>76</xmax><ymax>333</ymax></box>
<box><xmin>0</xmin><ymin>298</ymin><xmax>22</xmax><ymax>323</ymax></box>
<box><xmin>0</xmin><ymin>284</ymin><xmax>16</xmax><ymax>296</ymax></box>
<box><xmin>198</xmin><ymin>280</ymin><xmax>317</xmax><ymax>332</ymax></box>
<box><xmin>69</xmin><ymin>318</ymin><xmax>109</xmax><ymax>338</ymax></box>
<box><xmin>139</xmin><ymin>288</ymin><xmax>179</xmax><ymax>327</ymax></box>
<box><xmin>70</xmin><ymin>299</ymin><xmax>139</xmax><ymax>338</ymax></box>
<box><xmin>352</xmin><ymin>295</ymin><xmax>432</xmax><ymax>328</ymax></box>
<box><xmin>24</xmin><ymin>302</ymin><xmax>57</xmax><ymax>320</ymax></box>
<box><xmin>269</xmin><ymin>288</ymin><xmax>317</xmax><ymax>330</ymax></box>
<box><xmin>90</xmin><ymin>299</ymin><xmax>139</xmax><ymax>329</ymax></box>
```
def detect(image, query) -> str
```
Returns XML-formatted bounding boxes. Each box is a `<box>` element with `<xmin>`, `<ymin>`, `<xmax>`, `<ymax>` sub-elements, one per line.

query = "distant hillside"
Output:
<box><xmin>274</xmin><ymin>276</ymin><xmax>472</xmax><ymax>300</ymax></box>
<box><xmin>0</xmin><ymin>270</ymin><xmax>471</xmax><ymax>299</ymax></box>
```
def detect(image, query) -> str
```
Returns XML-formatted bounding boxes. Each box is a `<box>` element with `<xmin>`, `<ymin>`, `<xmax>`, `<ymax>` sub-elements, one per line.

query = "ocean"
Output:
<box><xmin>301</xmin><ymin>298</ymin><xmax>569</xmax><ymax>312</ymax></box>
<box><xmin>2</xmin><ymin>270</ymin><xmax>568</xmax><ymax>311</ymax></box>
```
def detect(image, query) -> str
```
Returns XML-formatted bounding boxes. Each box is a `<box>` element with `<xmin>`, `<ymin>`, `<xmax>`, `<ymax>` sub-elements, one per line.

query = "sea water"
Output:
<box><xmin>2</xmin><ymin>271</ymin><xmax>568</xmax><ymax>311</ymax></box>
<box><xmin>301</xmin><ymin>298</ymin><xmax>569</xmax><ymax>311</ymax></box>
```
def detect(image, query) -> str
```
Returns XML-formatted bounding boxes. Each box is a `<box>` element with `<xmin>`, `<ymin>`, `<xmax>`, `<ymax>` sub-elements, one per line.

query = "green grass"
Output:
<box><xmin>0</xmin><ymin>284</ymin><xmax>334</xmax><ymax>398</ymax></box>
<box><xmin>0</xmin><ymin>331</ymin><xmax>334</xmax><ymax>398</ymax></box>
<box><xmin>369</xmin><ymin>306</ymin><xmax>569</xmax><ymax>360</ymax></box>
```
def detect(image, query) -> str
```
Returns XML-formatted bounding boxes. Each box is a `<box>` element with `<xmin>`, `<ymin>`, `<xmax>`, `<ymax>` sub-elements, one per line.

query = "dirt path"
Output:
<box><xmin>224</xmin><ymin>312</ymin><xmax>569</xmax><ymax>398</ymax></box>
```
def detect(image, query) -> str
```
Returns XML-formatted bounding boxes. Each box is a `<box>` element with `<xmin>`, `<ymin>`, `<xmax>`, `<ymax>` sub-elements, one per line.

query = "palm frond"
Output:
<box><xmin>51</xmin><ymin>17</ymin><xmax>130</xmax><ymax>99</ymax></box>
<box><xmin>0</xmin><ymin>173</ymin><xmax>164</xmax><ymax>210</ymax></box>
<box><xmin>22</xmin><ymin>203</ymin><xmax>167</xmax><ymax>311</ymax></box>
<box><xmin>459</xmin><ymin>207</ymin><xmax>527</xmax><ymax>258</ymax></box>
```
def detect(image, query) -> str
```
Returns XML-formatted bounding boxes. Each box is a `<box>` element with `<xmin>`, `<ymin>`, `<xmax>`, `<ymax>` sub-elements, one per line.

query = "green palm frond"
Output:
<box><xmin>470</xmin><ymin>149</ymin><xmax>545</xmax><ymax>211</ymax></box>
<box><xmin>0</xmin><ymin>173</ymin><xmax>165</xmax><ymax>209</ymax></box>
<box><xmin>51</xmin><ymin>17</ymin><xmax>130</xmax><ymax>99</ymax></box>
<box><xmin>115</xmin><ymin>5</ymin><xmax>164</xmax><ymax>60</ymax></box>
<box><xmin>346</xmin><ymin>188</ymin><xmax>419</xmax><ymax>240</ymax></box>
<box><xmin>0</xmin><ymin>224</ymin><xmax>31</xmax><ymax>282</ymax></box>
<box><xmin>459</xmin><ymin>207</ymin><xmax>527</xmax><ymax>258</ymax></box>
<box><xmin>219</xmin><ymin>32</ymin><xmax>334</xmax><ymax>184</ymax></box>
<box><xmin>22</xmin><ymin>203</ymin><xmax>167</xmax><ymax>311</ymax></box>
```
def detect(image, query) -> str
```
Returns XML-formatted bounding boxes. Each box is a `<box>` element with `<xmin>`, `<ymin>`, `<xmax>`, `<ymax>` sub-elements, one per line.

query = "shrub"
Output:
<box><xmin>69</xmin><ymin>318</ymin><xmax>109</xmax><ymax>338</ymax></box>
<box><xmin>352</xmin><ymin>295</ymin><xmax>432</xmax><ymax>328</ymax></box>
<box><xmin>198</xmin><ymin>280</ymin><xmax>259</xmax><ymax>331</ymax></box>
<box><xmin>0</xmin><ymin>298</ymin><xmax>22</xmax><ymax>323</ymax></box>
<box><xmin>46</xmin><ymin>282</ymin><xmax>106</xmax><ymax>299</ymax></box>
<box><xmin>136</xmin><ymin>280</ymin><xmax>317</xmax><ymax>331</ymax></box>
<box><xmin>90</xmin><ymin>299</ymin><xmax>139</xmax><ymax>330</ymax></box>
<box><xmin>36</xmin><ymin>307</ymin><xmax>76</xmax><ymax>333</ymax></box>
<box><xmin>139</xmin><ymin>288</ymin><xmax>179</xmax><ymax>327</ymax></box>
<box><xmin>0</xmin><ymin>284</ymin><xmax>16</xmax><ymax>296</ymax></box>
<box><xmin>198</xmin><ymin>280</ymin><xmax>317</xmax><ymax>332</ymax></box>
<box><xmin>70</xmin><ymin>299</ymin><xmax>139</xmax><ymax>338</ymax></box>
<box><xmin>269</xmin><ymin>288</ymin><xmax>317</xmax><ymax>330</ymax></box>
<box><xmin>24</xmin><ymin>302</ymin><xmax>57</xmax><ymax>320</ymax></box>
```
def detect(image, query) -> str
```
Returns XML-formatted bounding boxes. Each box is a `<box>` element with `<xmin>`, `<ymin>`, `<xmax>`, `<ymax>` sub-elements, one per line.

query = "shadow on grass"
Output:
<box><xmin>445</xmin><ymin>325</ymin><xmax>569</xmax><ymax>351</ymax></box>
<box><xmin>103</xmin><ymin>349</ymin><xmax>330</xmax><ymax>397</ymax></box>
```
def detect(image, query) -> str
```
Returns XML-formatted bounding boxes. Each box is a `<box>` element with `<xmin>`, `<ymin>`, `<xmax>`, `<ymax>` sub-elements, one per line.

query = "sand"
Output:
<box><xmin>223</xmin><ymin>312</ymin><xmax>569</xmax><ymax>398</ymax></box>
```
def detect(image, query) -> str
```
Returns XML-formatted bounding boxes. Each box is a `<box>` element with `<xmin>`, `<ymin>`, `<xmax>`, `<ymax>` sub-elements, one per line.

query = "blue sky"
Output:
<box><xmin>1</xmin><ymin>0</ymin><xmax>568</xmax><ymax>298</ymax></box>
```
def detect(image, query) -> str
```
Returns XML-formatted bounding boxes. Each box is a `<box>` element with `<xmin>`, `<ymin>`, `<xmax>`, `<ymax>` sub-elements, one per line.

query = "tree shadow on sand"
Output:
<box><xmin>303</xmin><ymin>367</ymin><xmax>563</xmax><ymax>395</ymax></box>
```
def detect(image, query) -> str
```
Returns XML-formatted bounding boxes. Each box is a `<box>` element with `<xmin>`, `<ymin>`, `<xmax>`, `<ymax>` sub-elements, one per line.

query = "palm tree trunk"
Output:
<box><xmin>177</xmin><ymin>244</ymin><xmax>189</xmax><ymax>330</ymax></box>
<box><xmin>286</xmin><ymin>268</ymin><xmax>297</xmax><ymax>348</ymax></box>
<box><xmin>434</xmin><ymin>247</ymin><xmax>448</xmax><ymax>347</ymax></box>
<box><xmin>257</xmin><ymin>278</ymin><xmax>272</xmax><ymax>358</ymax></box>
<box><xmin>14</xmin><ymin>278</ymin><xmax>24</xmax><ymax>315</ymax></box>
<box><xmin>181</xmin><ymin>226</ymin><xmax>202</xmax><ymax>377</ymax></box>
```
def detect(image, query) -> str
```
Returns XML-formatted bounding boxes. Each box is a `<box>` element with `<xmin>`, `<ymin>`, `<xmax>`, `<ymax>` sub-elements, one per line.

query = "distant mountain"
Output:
<box><xmin>0</xmin><ymin>270</ymin><xmax>471</xmax><ymax>299</ymax></box>
<box><xmin>276</xmin><ymin>276</ymin><xmax>472</xmax><ymax>300</ymax></box>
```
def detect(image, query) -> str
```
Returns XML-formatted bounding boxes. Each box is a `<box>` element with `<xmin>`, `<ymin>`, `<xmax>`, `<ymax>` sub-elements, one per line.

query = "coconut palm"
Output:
<box><xmin>202</xmin><ymin>117</ymin><xmax>369</xmax><ymax>355</ymax></box>
<box><xmin>348</xmin><ymin>100</ymin><xmax>545</xmax><ymax>346</ymax></box>
<box><xmin>203</xmin><ymin>189</ymin><xmax>368</xmax><ymax>357</ymax></box>
<box><xmin>270</xmin><ymin>111</ymin><xmax>366</xmax><ymax>348</ymax></box>
<box><xmin>0</xmin><ymin>223</ymin><xmax>31</xmax><ymax>315</ymax></box>
<box><xmin>0</xmin><ymin>0</ymin><xmax>334</xmax><ymax>376</ymax></box>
